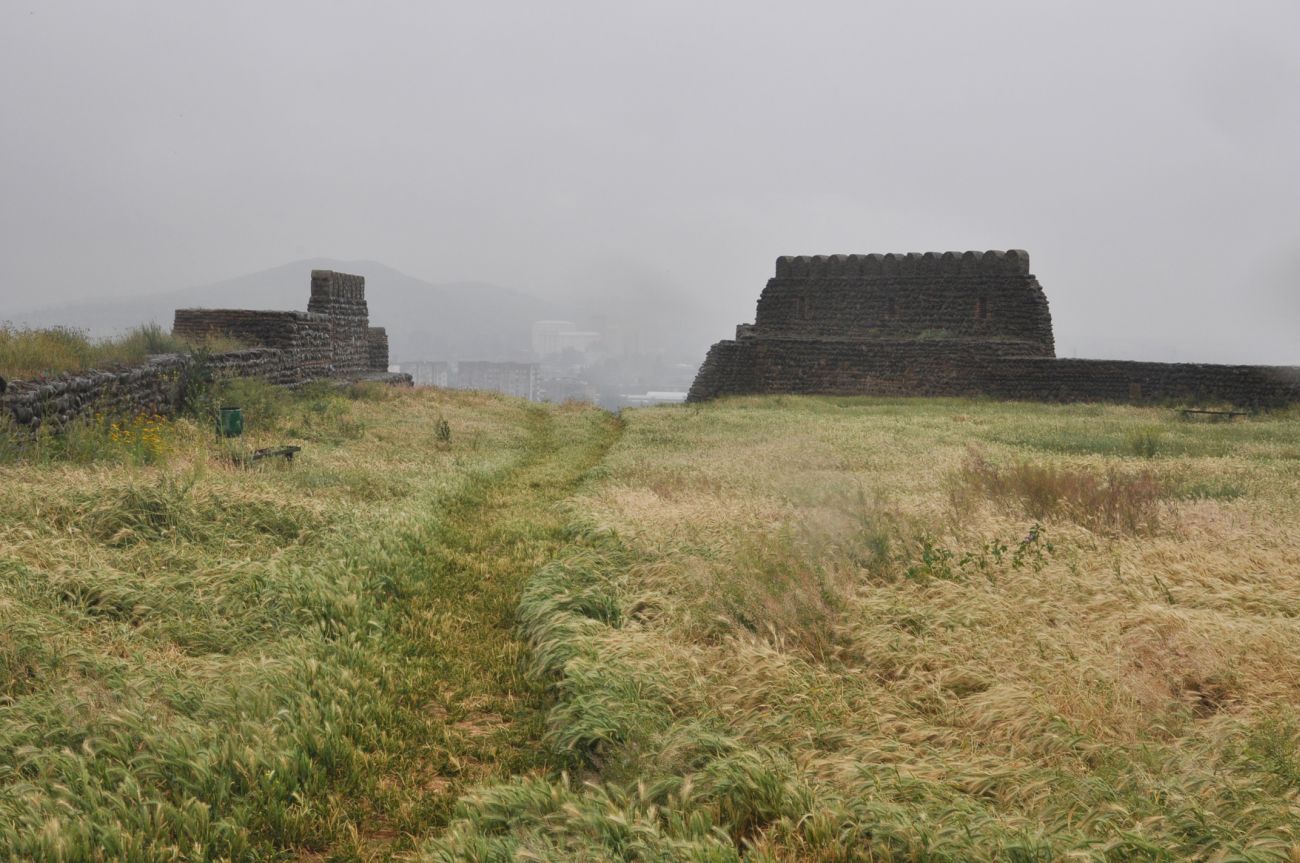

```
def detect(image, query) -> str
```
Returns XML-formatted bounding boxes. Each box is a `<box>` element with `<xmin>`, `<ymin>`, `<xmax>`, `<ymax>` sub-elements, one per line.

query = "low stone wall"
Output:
<box><xmin>688</xmin><ymin>337</ymin><xmax>1300</xmax><ymax>408</ymax></box>
<box><xmin>3</xmin><ymin>267</ymin><xmax>409</xmax><ymax>434</ymax></box>
<box><xmin>207</xmin><ymin>347</ymin><xmax>304</xmax><ymax>387</ymax></box>
<box><xmin>691</xmin><ymin>339</ymin><xmax>1047</xmax><ymax>401</ymax></box>
<box><xmin>987</xmin><ymin>357</ymin><xmax>1300</xmax><ymax>407</ymax></box>
<box><xmin>354</xmin><ymin>371</ymin><xmax>413</xmax><ymax>387</ymax></box>
<box><xmin>0</xmin><ymin>348</ymin><xmax>294</xmax><ymax>432</ymax></box>
<box><xmin>173</xmin><ymin>309</ymin><xmax>332</xmax><ymax>382</ymax></box>
<box><xmin>173</xmin><ymin>268</ymin><xmax>388</xmax><ymax>379</ymax></box>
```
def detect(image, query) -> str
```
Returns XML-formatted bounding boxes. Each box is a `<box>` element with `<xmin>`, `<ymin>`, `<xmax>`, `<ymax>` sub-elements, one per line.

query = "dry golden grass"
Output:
<box><xmin>433</xmin><ymin>396</ymin><xmax>1300</xmax><ymax>862</ymax></box>
<box><xmin>9</xmin><ymin>387</ymin><xmax>1300</xmax><ymax>861</ymax></box>
<box><xmin>0</xmin><ymin>321</ymin><xmax>243</xmax><ymax>380</ymax></box>
<box><xmin>951</xmin><ymin>449</ymin><xmax>1167</xmax><ymax>533</ymax></box>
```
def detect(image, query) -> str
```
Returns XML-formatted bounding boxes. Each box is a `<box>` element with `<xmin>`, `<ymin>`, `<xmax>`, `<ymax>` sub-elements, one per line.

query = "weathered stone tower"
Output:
<box><xmin>758</xmin><ymin>250</ymin><xmax>1051</xmax><ymax>349</ymax></box>
<box><xmin>308</xmin><ymin>269</ymin><xmax>370</xmax><ymax>376</ymax></box>
<box><xmin>689</xmin><ymin>250</ymin><xmax>1300</xmax><ymax>406</ymax></box>
<box><xmin>690</xmin><ymin>250</ymin><xmax>1054</xmax><ymax>401</ymax></box>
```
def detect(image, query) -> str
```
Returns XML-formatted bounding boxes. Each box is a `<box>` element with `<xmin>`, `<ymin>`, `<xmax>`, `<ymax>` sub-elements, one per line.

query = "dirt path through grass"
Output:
<box><xmin>327</xmin><ymin>404</ymin><xmax>621</xmax><ymax>860</ymax></box>
<box><xmin>0</xmin><ymin>389</ymin><xmax>618</xmax><ymax>863</ymax></box>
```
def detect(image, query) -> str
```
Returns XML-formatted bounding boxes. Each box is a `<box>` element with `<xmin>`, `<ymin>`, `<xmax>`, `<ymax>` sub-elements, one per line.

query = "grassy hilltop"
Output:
<box><xmin>2</xmin><ymin>387</ymin><xmax>1299</xmax><ymax>861</ymax></box>
<box><xmin>0</xmin><ymin>382</ymin><xmax>617</xmax><ymax>860</ymax></box>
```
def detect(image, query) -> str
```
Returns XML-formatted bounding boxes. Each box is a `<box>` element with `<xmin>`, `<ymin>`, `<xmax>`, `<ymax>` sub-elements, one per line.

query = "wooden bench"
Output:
<box><xmin>249</xmin><ymin>445</ymin><xmax>302</xmax><ymax>462</ymax></box>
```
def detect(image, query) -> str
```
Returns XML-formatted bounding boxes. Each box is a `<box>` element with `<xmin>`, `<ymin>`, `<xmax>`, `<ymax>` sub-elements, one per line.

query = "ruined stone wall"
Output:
<box><xmin>171</xmin><ymin>268</ymin><xmax>384</xmax><ymax>381</ymax></box>
<box><xmin>3</xmin><ymin>267</ymin><xmax>411</xmax><ymax>434</ymax></box>
<box><xmin>1</xmin><ymin>348</ymin><xmax>294</xmax><ymax>432</ymax></box>
<box><xmin>308</xmin><ymin>269</ymin><xmax>369</xmax><ymax>376</ymax></box>
<box><xmin>756</xmin><ymin>250</ymin><xmax>1054</xmax><ymax>355</ymax></box>
<box><xmin>172</xmin><ymin>309</ymin><xmax>331</xmax><ymax>382</ymax></box>
<box><xmin>688</xmin><ymin>337</ymin><xmax>1300</xmax><ymax>408</ymax></box>
<box><xmin>366</xmin><ymin>327</ymin><xmax>389</xmax><ymax>373</ymax></box>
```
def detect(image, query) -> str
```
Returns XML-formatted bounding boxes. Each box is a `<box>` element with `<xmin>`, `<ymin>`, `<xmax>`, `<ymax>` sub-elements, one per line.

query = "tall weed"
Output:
<box><xmin>952</xmin><ymin>451</ymin><xmax>1166</xmax><ymax>533</ymax></box>
<box><xmin>1127</xmin><ymin>425</ymin><xmax>1164</xmax><ymax>458</ymax></box>
<box><xmin>0</xmin><ymin>322</ymin><xmax>240</xmax><ymax>379</ymax></box>
<box><xmin>718</xmin><ymin>528</ymin><xmax>851</xmax><ymax>662</ymax></box>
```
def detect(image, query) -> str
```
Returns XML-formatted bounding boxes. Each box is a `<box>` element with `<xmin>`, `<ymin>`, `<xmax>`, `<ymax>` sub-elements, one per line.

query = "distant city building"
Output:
<box><xmin>620</xmin><ymin>391</ymin><xmax>688</xmax><ymax>407</ymax></box>
<box><xmin>531</xmin><ymin>319</ymin><xmax>601</xmax><ymax>358</ymax></box>
<box><xmin>398</xmin><ymin>361</ymin><xmax>452</xmax><ymax>387</ymax></box>
<box><xmin>532</xmin><ymin>321</ymin><xmax>576</xmax><ymax>356</ymax></box>
<box><xmin>456</xmin><ymin>361</ymin><xmax>539</xmax><ymax>401</ymax></box>
<box><xmin>555</xmin><ymin>331</ymin><xmax>601</xmax><ymax>355</ymax></box>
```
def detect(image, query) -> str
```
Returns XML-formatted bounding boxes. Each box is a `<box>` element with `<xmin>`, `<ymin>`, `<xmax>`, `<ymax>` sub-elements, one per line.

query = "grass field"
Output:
<box><xmin>433</xmin><ymin>396</ymin><xmax>1300</xmax><ymax>862</ymax></box>
<box><xmin>3</xmin><ymin>389</ymin><xmax>1299</xmax><ymax>861</ymax></box>
<box><xmin>0</xmin><ymin>382</ymin><xmax>617</xmax><ymax>861</ymax></box>
<box><xmin>0</xmin><ymin>323</ymin><xmax>241</xmax><ymax>380</ymax></box>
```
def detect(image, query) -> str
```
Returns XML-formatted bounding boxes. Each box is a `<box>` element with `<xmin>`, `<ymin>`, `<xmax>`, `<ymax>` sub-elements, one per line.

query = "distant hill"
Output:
<box><xmin>7</xmin><ymin>259</ymin><xmax>557</xmax><ymax>363</ymax></box>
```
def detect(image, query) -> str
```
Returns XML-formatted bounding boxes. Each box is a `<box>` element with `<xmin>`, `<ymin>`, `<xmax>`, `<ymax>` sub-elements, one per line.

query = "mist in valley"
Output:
<box><xmin>3</xmin><ymin>0</ymin><xmax>1299</xmax><ymax>384</ymax></box>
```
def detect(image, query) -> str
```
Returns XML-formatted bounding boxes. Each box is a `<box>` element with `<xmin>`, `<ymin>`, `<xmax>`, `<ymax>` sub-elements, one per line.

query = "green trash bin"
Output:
<box><xmin>217</xmin><ymin>406</ymin><xmax>244</xmax><ymax>438</ymax></box>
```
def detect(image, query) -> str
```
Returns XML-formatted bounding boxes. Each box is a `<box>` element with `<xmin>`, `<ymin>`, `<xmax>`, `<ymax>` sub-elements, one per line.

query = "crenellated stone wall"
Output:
<box><xmin>757</xmin><ymin>250</ymin><xmax>1054</xmax><ymax>355</ymax></box>
<box><xmin>689</xmin><ymin>250</ymin><xmax>1300</xmax><ymax>407</ymax></box>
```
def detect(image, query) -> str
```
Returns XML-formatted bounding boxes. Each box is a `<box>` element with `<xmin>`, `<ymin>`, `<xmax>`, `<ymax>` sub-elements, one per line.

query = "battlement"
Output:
<box><xmin>774</xmin><ymin>250</ymin><xmax>1030</xmax><ymax>279</ymax></box>
<box><xmin>309</xmin><ymin>269</ymin><xmax>367</xmax><ymax>303</ymax></box>
<box><xmin>754</xmin><ymin>248</ymin><xmax>1054</xmax><ymax>354</ymax></box>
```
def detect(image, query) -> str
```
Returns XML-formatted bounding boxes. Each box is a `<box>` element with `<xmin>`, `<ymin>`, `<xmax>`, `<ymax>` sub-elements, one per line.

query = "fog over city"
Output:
<box><xmin>2</xmin><ymin>0</ymin><xmax>1298</xmax><ymax>368</ymax></box>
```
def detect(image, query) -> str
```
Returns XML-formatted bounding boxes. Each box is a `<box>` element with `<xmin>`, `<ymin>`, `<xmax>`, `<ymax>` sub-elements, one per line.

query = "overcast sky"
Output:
<box><xmin>2</xmin><ymin>0</ymin><xmax>1298</xmax><ymax>363</ymax></box>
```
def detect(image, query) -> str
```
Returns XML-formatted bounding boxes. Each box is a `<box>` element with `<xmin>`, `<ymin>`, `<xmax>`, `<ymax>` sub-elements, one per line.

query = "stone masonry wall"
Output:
<box><xmin>172</xmin><ymin>309</ymin><xmax>331</xmax><ymax>382</ymax></box>
<box><xmin>1</xmin><ymin>348</ymin><xmax>294</xmax><ymax>432</ymax></box>
<box><xmin>366</xmin><ymin>327</ymin><xmax>389</xmax><ymax>373</ymax></box>
<box><xmin>689</xmin><ymin>250</ymin><xmax>1300</xmax><ymax>407</ymax></box>
<box><xmin>987</xmin><ymin>357</ymin><xmax>1300</xmax><ymax>406</ymax></box>
<box><xmin>173</xmin><ymin>268</ymin><xmax>389</xmax><ymax>381</ymax></box>
<box><xmin>757</xmin><ymin>251</ymin><xmax>1055</xmax><ymax>355</ymax></box>
<box><xmin>688</xmin><ymin>338</ymin><xmax>1300</xmax><ymax>407</ymax></box>
<box><xmin>2</xmin><ymin>267</ymin><xmax>412</xmax><ymax>433</ymax></box>
<box><xmin>308</xmin><ymin>269</ymin><xmax>369</xmax><ymax>376</ymax></box>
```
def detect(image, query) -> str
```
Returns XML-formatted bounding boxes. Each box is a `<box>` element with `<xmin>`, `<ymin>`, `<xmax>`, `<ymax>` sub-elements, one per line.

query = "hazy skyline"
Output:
<box><xmin>2</xmin><ymin>0</ymin><xmax>1298</xmax><ymax>363</ymax></box>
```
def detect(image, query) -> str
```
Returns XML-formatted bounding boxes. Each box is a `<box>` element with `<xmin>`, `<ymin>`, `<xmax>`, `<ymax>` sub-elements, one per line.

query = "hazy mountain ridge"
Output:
<box><xmin>7</xmin><ymin>259</ymin><xmax>558</xmax><ymax>363</ymax></box>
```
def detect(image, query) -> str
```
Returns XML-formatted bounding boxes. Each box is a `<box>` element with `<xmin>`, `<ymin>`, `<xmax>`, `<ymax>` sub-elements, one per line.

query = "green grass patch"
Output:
<box><xmin>0</xmin><ymin>385</ymin><xmax>619</xmax><ymax>862</ymax></box>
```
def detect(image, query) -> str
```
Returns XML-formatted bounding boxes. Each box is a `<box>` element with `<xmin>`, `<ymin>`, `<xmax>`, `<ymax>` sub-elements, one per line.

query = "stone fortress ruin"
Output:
<box><xmin>2</xmin><ymin>269</ymin><xmax>404</xmax><ymax>432</ymax></box>
<box><xmin>173</xmin><ymin>269</ymin><xmax>391</xmax><ymax>382</ymax></box>
<box><xmin>689</xmin><ymin>250</ymin><xmax>1300</xmax><ymax>406</ymax></box>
